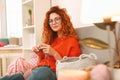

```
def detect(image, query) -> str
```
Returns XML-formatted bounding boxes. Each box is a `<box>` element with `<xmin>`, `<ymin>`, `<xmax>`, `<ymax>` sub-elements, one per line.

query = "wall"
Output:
<box><xmin>51</xmin><ymin>0</ymin><xmax>83</xmax><ymax>28</ymax></box>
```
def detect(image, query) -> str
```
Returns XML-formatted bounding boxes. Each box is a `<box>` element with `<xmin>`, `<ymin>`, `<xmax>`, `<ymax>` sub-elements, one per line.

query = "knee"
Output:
<box><xmin>28</xmin><ymin>67</ymin><xmax>56</xmax><ymax>80</ymax></box>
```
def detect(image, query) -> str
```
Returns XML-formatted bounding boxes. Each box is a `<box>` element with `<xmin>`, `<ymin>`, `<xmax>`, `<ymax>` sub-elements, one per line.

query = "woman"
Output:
<box><xmin>0</xmin><ymin>6</ymin><xmax>81</xmax><ymax>80</ymax></box>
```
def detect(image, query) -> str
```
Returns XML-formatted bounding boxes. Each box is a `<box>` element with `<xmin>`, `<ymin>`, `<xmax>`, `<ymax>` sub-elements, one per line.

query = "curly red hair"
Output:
<box><xmin>42</xmin><ymin>6</ymin><xmax>79</xmax><ymax>44</ymax></box>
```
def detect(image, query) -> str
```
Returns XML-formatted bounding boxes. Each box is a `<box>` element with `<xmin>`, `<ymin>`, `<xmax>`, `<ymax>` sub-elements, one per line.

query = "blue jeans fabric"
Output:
<box><xmin>28</xmin><ymin>66</ymin><xmax>56</xmax><ymax>80</ymax></box>
<box><xmin>0</xmin><ymin>73</ymin><xmax>24</xmax><ymax>80</ymax></box>
<box><xmin>0</xmin><ymin>66</ymin><xmax>56</xmax><ymax>80</ymax></box>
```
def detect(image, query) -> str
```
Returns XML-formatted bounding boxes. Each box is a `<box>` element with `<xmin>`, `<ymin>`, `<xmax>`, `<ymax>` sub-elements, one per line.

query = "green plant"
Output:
<box><xmin>28</xmin><ymin>9</ymin><xmax>32</xmax><ymax>19</ymax></box>
<box><xmin>28</xmin><ymin>9</ymin><xmax>32</xmax><ymax>16</ymax></box>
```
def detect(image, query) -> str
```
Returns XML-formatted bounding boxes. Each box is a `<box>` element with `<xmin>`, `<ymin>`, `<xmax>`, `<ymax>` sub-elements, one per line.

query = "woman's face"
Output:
<box><xmin>49</xmin><ymin>13</ymin><xmax>62</xmax><ymax>32</ymax></box>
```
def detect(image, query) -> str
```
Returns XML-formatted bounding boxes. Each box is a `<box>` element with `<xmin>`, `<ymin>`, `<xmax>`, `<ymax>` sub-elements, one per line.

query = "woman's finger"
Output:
<box><xmin>40</xmin><ymin>44</ymin><xmax>49</xmax><ymax>49</ymax></box>
<box><xmin>43</xmin><ymin>48</ymin><xmax>49</xmax><ymax>53</ymax></box>
<box><xmin>32</xmin><ymin>46</ymin><xmax>40</xmax><ymax>52</ymax></box>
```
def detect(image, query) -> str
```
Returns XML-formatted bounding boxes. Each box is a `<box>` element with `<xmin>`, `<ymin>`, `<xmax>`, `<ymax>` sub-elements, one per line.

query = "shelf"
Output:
<box><xmin>22</xmin><ymin>0</ymin><xmax>51</xmax><ymax>57</ymax></box>
<box><xmin>22</xmin><ymin>0</ymin><xmax>33</xmax><ymax>7</ymax></box>
<box><xmin>0</xmin><ymin>47</ymin><xmax>22</xmax><ymax>53</ymax></box>
<box><xmin>23</xmin><ymin>25</ymin><xmax>34</xmax><ymax>34</ymax></box>
<box><xmin>23</xmin><ymin>48</ymin><xmax>32</xmax><ymax>51</ymax></box>
<box><xmin>23</xmin><ymin>25</ymin><xmax>34</xmax><ymax>29</ymax></box>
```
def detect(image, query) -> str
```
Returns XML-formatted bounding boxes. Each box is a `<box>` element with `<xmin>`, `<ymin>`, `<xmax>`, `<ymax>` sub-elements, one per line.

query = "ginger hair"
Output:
<box><xmin>42</xmin><ymin>6</ymin><xmax>79</xmax><ymax>44</ymax></box>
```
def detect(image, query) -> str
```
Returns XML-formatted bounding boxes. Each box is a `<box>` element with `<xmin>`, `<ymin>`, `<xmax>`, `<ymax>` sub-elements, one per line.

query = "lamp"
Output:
<box><xmin>81</xmin><ymin>0</ymin><xmax>120</xmax><ymax>68</ymax></box>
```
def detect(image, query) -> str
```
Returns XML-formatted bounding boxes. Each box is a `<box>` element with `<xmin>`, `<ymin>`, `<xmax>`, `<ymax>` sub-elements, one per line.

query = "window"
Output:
<box><xmin>6</xmin><ymin>0</ymin><xmax>22</xmax><ymax>37</ymax></box>
<box><xmin>0</xmin><ymin>0</ymin><xmax>22</xmax><ymax>38</ymax></box>
<box><xmin>0</xmin><ymin>0</ymin><xmax>7</xmax><ymax>38</ymax></box>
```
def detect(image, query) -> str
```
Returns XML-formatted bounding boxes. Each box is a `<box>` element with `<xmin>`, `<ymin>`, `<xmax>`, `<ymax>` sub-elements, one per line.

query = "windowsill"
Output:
<box><xmin>0</xmin><ymin>47</ymin><xmax>22</xmax><ymax>53</ymax></box>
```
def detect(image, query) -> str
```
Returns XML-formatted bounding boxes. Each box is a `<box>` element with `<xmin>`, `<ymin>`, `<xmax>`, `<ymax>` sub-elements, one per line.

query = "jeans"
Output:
<box><xmin>0</xmin><ymin>73</ymin><xmax>24</xmax><ymax>80</ymax></box>
<box><xmin>27</xmin><ymin>66</ymin><xmax>56</xmax><ymax>80</ymax></box>
<box><xmin>0</xmin><ymin>66</ymin><xmax>56</xmax><ymax>80</ymax></box>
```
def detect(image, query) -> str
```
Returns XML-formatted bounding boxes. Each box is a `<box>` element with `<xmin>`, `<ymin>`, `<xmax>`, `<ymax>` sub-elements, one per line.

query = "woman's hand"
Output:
<box><xmin>32</xmin><ymin>43</ymin><xmax>55</xmax><ymax>56</ymax></box>
<box><xmin>40</xmin><ymin>43</ymin><xmax>62</xmax><ymax>60</ymax></box>
<box><xmin>40</xmin><ymin>43</ymin><xmax>55</xmax><ymax>56</ymax></box>
<box><xmin>32</xmin><ymin>45</ymin><xmax>43</xmax><ymax>54</ymax></box>
<box><xmin>32</xmin><ymin>43</ymin><xmax>62</xmax><ymax>60</ymax></box>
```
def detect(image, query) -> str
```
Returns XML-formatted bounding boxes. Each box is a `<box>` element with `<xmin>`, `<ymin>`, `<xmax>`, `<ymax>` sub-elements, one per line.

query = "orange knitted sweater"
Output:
<box><xmin>35</xmin><ymin>36</ymin><xmax>82</xmax><ymax>71</ymax></box>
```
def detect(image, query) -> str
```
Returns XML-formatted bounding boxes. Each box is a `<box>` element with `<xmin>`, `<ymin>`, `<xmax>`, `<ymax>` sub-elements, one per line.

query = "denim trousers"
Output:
<box><xmin>0</xmin><ymin>66</ymin><xmax>56</xmax><ymax>80</ymax></box>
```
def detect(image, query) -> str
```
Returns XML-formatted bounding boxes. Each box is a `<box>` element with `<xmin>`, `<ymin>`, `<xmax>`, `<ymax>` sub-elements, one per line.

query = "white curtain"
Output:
<box><xmin>6</xmin><ymin>0</ymin><xmax>22</xmax><ymax>37</ymax></box>
<box><xmin>0</xmin><ymin>0</ymin><xmax>7</xmax><ymax>38</ymax></box>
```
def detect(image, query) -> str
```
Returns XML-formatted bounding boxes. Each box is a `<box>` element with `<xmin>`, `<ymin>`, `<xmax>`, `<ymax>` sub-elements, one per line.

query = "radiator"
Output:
<box><xmin>0</xmin><ymin>54</ymin><xmax>22</xmax><ymax>76</ymax></box>
<box><xmin>0</xmin><ymin>58</ymin><xmax>2</xmax><ymax>76</ymax></box>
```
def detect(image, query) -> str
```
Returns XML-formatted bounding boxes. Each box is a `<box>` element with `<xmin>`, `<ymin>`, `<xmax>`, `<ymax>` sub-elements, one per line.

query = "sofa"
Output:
<box><xmin>75</xmin><ymin>26</ymin><xmax>120</xmax><ymax>80</ymax></box>
<box><xmin>75</xmin><ymin>26</ymin><xmax>113</xmax><ymax>64</ymax></box>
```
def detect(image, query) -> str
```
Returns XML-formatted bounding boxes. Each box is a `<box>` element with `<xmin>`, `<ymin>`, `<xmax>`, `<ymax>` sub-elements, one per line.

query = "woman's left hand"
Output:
<box><xmin>40</xmin><ymin>43</ymin><xmax>62</xmax><ymax>60</ymax></box>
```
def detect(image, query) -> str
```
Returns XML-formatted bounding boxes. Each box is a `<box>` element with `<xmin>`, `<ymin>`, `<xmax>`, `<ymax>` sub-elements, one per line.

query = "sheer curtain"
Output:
<box><xmin>0</xmin><ymin>12</ymin><xmax>1</xmax><ymax>37</ymax></box>
<box><xmin>0</xmin><ymin>0</ymin><xmax>7</xmax><ymax>38</ymax></box>
<box><xmin>6</xmin><ymin>0</ymin><xmax>22</xmax><ymax>38</ymax></box>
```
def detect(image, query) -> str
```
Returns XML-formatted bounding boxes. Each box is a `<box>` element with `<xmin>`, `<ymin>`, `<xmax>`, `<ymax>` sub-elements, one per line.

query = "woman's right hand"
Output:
<box><xmin>32</xmin><ymin>45</ymin><xmax>43</xmax><ymax>54</ymax></box>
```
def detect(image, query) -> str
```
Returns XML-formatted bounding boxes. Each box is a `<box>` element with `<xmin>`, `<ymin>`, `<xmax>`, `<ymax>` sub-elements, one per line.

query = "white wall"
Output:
<box><xmin>51</xmin><ymin>0</ymin><xmax>83</xmax><ymax>28</ymax></box>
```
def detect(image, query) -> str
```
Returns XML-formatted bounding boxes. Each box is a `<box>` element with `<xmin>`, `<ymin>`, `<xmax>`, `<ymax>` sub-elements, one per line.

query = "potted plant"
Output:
<box><xmin>27</xmin><ymin>9</ymin><xmax>32</xmax><ymax>25</ymax></box>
